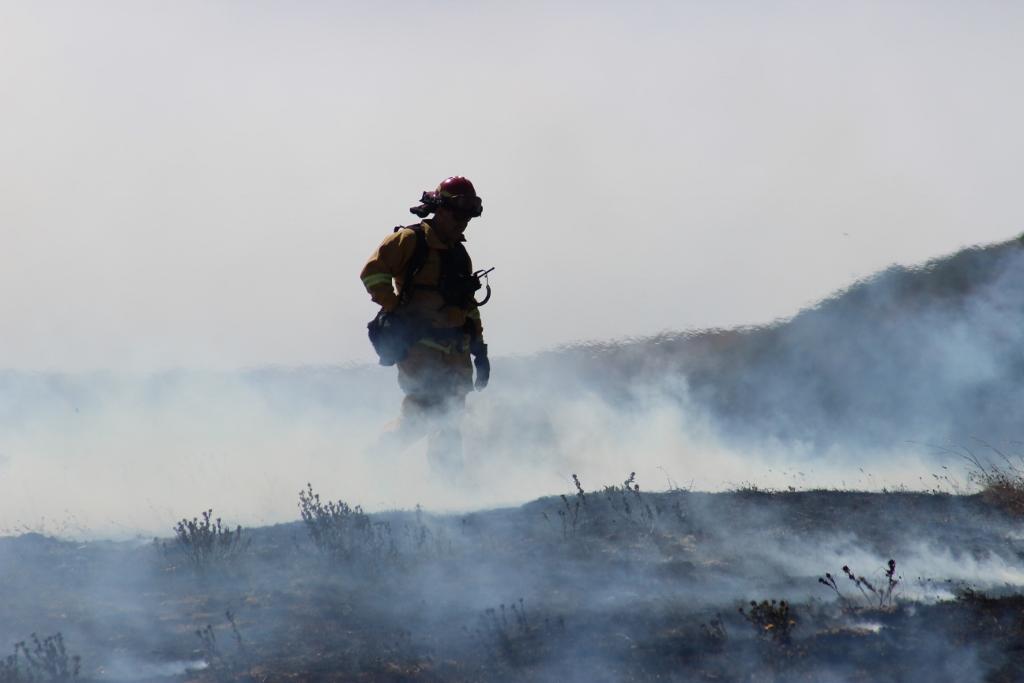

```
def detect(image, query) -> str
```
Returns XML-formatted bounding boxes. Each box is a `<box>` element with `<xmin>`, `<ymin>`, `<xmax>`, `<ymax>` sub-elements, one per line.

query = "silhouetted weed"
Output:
<box><xmin>572</xmin><ymin>473</ymin><xmax>587</xmax><ymax>504</ymax></box>
<box><xmin>732</xmin><ymin>482</ymin><xmax>772</xmax><ymax>496</ymax></box>
<box><xmin>225</xmin><ymin>609</ymin><xmax>246</xmax><ymax>657</ymax></box>
<box><xmin>817</xmin><ymin>572</ymin><xmax>848</xmax><ymax>606</ymax></box>
<box><xmin>556</xmin><ymin>473</ymin><xmax>666</xmax><ymax>541</ymax></box>
<box><xmin>405</xmin><ymin>503</ymin><xmax>455</xmax><ymax>556</ymax></box>
<box><xmin>556</xmin><ymin>474</ymin><xmax>588</xmax><ymax>538</ymax></box>
<box><xmin>193</xmin><ymin>624</ymin><xmax>222</xmax><ymax>671</ymax></box>
<box><xmin>557</xmin><ymin>493</ymin><xmax>579</xmax><ymax>538</ymax></box>
<box><xmin>603</xmin><ymin>472</ymin><xmax>657</xmax><ymax>534</ymax></box>
<box><xmin>934</xmin><ymin>441</ymin><xmax>1024</xmax><ymax>515</ymax></box>
<box><xmin>739</xmin><ymin>600</ymin><xmax>797</xmax><ymax>645</ymax></box>
<box><xmin>819</xmin><ymin>559</ymin><xmax>900</xmax><ymax>608</ymax></box>
<box><xmin>974</xmin><ymin>463</ymin><xmax>1024</xmax><ymax>516</ymax></box>
<box><xmin>170</xmin><ymin>509</ymin><xmax>250</xmax><ymax>573</ymax></box>
<box><xmin>699</xmin><ymin>614</ymin><xmax>728</xmax><ymax>653</ymax></box>
<box><xmin>192</xmin><ymin>612</ymin><xmax>248</xmax><ymax>680</ymax></box>
<box><xmin>298</xmin><ymin>483</ymin><xmax>396</xmax><ymax>561</ymax></box>
<box><xmin>473</xmin><ymin>599</ymin><xmax>564</xmax><ymax>668</ymax></box>
<box><xmin>923</xmin><ymin>465</ymin><xmax>967</xmax><ymax>495</ymax></box>
<box><xmin>0</xmin><ymin>633</ymin><xmax>80</xmax><ymax>682</ymax></box>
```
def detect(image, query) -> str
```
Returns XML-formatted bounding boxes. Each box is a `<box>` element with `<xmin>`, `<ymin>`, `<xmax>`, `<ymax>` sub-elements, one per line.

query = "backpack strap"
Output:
<box><xmin>394</xmin><ymin>224</ymin><xmax>429</xmax><ymax>307</ymax></box>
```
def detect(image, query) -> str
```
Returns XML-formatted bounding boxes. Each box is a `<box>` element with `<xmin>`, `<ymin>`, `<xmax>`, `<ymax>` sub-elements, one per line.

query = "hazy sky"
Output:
<box><xmin>2</xmin><ymin>0</ymin><xmax>1022</xmax><ymax>371</ymax></box>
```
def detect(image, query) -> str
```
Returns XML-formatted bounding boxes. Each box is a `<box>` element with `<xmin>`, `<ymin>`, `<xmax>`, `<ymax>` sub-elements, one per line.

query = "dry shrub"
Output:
<box><xmin>171</xmin><ymin>509</ymin><xmax>250</xmax><ymax>572</ymax></box>
<box><xmin>739</xmin><ymin>600</ymin><xmax>797</xmax><ymax>645</ymax></box>
<box><xmin>976</xmin><ymin>468</ymin><xmax>1024</xmax><ymax>515</ymax></box>
<box><xmin>959</xmin><ymin>442</ymin><xmax>1024</xmax><ymax>516</ymax></box>
<box><xmin>930</xmin><ymin>441</ymin><xmax>1024</xmax><ymax>516</ymax></box>
<box><xmin>0</xmin><ymin>633</ymin><xmax>80</xmax><ymax>682</ymax></box>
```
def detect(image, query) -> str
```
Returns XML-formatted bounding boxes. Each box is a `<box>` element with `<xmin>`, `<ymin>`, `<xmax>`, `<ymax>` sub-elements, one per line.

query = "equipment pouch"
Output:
<box><xmin>367</xmin><ymin>311</ymin><xmax>421</xmax><ymax>366</ymax></box>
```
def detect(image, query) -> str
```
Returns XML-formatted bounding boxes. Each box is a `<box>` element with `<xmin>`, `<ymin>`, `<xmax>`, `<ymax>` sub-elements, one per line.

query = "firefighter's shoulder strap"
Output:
<box><xmin>394</xmin><ymin>224</ymin><xmax>429</xmax><ymax>307</ymax></box>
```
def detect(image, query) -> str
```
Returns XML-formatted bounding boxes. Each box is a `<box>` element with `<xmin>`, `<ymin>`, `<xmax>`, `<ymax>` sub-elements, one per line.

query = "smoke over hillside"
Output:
<box><xmin>1</xmin><ymin>238</ymin><xmax>1022</xmax><ymax>534</ymax></box>
<box><xmin>509</xmin><ymin>235</ymin><xmax>1024</xmax><ymax>449</ymax></box>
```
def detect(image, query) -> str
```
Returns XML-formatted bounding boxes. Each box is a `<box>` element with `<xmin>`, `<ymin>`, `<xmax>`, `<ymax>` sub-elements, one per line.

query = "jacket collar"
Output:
<box><xmin>420</xmin><ymin>220</ymin><xmax>466</xmax><ymax>248</ymax></box>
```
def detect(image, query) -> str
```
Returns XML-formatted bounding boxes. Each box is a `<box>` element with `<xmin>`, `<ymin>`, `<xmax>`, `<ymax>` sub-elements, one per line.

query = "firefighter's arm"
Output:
<box><xmin>468</xmin><ymin>306</ymin><xmax>488</xmax><ymax>390</ymax></box>
<box><xmin>359</xmin><ymin>230</ymin><xmax>417</xmax><ymax>313</ymax></box>
<box><xmin>467</xmin><ymin>307</ymin><xmax>484</xmax><ymax>344</ymax></box>
<box><xmin>462</xmin><ymin>251</ymin><xmax>485</xmax><ymax>342</ymax></box>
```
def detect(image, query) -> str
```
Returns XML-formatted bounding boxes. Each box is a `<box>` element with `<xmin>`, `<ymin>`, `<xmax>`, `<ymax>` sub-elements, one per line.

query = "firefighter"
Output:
<box><xmin>359</xmin><ymin>176</ymin><xmax>490</xmax><ymax>471</ymax></box>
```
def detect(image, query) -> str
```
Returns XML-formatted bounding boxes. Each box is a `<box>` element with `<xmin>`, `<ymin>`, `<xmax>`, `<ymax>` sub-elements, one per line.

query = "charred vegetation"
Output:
<box><xmin>1</xmin><ymin>478</ymin><xmax>1022</xmax><ymax>681</ymax></box>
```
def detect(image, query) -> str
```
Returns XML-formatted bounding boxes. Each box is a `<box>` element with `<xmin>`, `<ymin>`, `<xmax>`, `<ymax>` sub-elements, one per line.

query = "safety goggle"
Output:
<box><xmin>422</xmin><ymin>191</ymin><xmax>483</xmax><ymax>218</ymax></box>
<box><xmin>447</xmin><ymin>194</ymin><xmax>483</xmax><ymax>218</ymax></box>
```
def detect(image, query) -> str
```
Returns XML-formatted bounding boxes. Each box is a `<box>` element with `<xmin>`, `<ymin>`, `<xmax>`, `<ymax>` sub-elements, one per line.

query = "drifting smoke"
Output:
<box><xmin>513</xmin><ymin>235</ymin><xmax>1024</xmax><ymax>449</ymax></box>
<box><xmin>1</xmin><ymin>238</ymin><xmax>1022</xmax><ymax>535</ymax></box>
<box><xmin>1</xmin><ymin>238</ymin><xmax>1023</xmax><ymax>681</ymax></box>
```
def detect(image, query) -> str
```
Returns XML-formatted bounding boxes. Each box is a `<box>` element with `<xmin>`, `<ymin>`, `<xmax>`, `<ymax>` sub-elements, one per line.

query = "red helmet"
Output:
<box><xmin>410</xmin><ymin>176</ymin><xmax>483</xmax><ymax>218</ymax></box>
<box><xmin>436</xmin><ymin>176</ymin><xmax>478</xmax><ymax>199</ymax></box>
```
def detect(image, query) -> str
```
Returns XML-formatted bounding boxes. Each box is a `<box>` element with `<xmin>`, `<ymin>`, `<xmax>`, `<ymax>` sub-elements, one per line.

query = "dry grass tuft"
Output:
<box><xmin>169</xmin><ymin>509</ymin><xmax>250</xmax><ymax>572</ymax></box>
<box><xmin>0</xmin><ymin>633</ymin><xmax>80</xmax><ymax>682</ymax></box>
<box><xmin>960</xmin><ymin>442</ymin><xmax>1024</xmax><ymax>516</ymax></box>
<box><xmin>739</xmin><ymin>600</ymin><xmax>797</xmax><ymax>645</ymax></box>
<box><xmin>928</xmin><ymin>440</ymin><xmax>1024</xmax><ymax>516</ymax></box>
<box><xmin>976</xmin><ymin>470</ymin><xmax>1024</xmax><ymax>516</ymax></box>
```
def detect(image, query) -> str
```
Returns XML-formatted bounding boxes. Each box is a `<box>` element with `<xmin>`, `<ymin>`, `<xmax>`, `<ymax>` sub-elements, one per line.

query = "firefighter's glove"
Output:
<box><xmin>471</xmin><ymin>342</ymin><xmax>489</xmax><ymax>391</ymax></box>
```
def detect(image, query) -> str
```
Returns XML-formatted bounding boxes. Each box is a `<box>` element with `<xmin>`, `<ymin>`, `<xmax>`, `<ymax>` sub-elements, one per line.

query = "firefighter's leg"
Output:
<box><xmin>372</xmin><ymin>346</ymin><xmax>439</xmax><ymax>453</ymax></box>
<box><xmin>389</xmin><ymin>343</ymin><xmax>473</xmax><ymax>471</ymax></box>
<box><xmin>425</xmin><ymin>394</ymin><xmax>466</xmax><ymax>473</ymax></box>
<box><xmin>378</xmin><ymin>344</ymin><xmax>447</xmax><ymax>452</ymax></box>
<box><xmin>376</xmin><ymin>393</ymin><xmax>432</xmax><ymax>452</ymax></box>
<box><xmin>423</xmin><ymin>351</ymin><xmax>473</xmax><ymax>473</ymax></box>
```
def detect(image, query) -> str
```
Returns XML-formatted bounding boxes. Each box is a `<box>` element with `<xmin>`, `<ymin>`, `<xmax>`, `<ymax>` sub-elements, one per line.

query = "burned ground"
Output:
<box><xmin>2</xmin><ymin>484</ymin><xmax>1022</xmax><ymax>682</ymax></box>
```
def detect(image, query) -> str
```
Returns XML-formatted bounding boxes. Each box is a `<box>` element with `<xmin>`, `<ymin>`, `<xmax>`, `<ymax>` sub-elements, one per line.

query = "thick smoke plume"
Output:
<box><xmin>1</xmin><ymin>238</ymin><xmax>1022</xmax><ymax>535</ymax></box>
<box><xmin>1</xmin><ymin>238</ymin><xmax>1022</xmax><ymax>681</ymax></box>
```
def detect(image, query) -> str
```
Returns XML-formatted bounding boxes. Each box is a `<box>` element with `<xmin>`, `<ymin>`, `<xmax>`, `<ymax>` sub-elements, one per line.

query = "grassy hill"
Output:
<box><xmin>510</xmin><ymin>236</ymin><xmax>1024</xmax><ymax>449</ymax></box>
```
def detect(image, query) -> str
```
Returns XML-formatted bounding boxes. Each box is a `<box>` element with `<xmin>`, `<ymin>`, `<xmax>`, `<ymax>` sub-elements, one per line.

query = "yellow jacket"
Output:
<box><xmin>360</xmin><ymin>221</ymin><xmax>484</xmax><ymax>340</ymax></box>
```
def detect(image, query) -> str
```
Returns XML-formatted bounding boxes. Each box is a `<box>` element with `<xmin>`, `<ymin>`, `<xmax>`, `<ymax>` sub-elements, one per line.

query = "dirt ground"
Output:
<box><xmin>2</xmin><ymin>485</ymin><xmax>1022</xmax><ymax>682</ymax></box>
